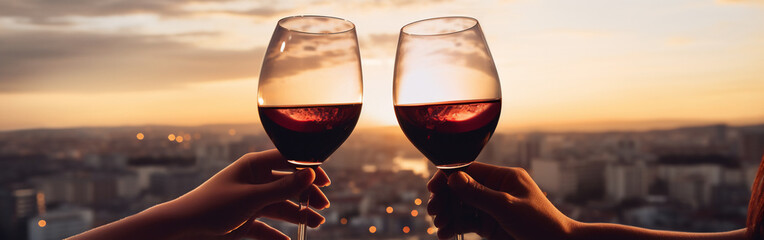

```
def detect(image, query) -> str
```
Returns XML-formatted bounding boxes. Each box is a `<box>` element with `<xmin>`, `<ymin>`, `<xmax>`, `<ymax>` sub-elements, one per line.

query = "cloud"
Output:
<box><xmin>360</xmin><ymin>33</ymin><xmax>399</xmax><ymax>59</ymax></box>
<box><xmin>0</xmin><ymin>31</ymin><xmax>264</xmax><ymax>93</ymax></box>
<box><xmin>0</xmin><ymin>0</ymin><xmax>285</xmax><ymax>25</ymax></box>
<box><xmin>715</xmin><ymin>0</ymin><xmax>764</xmax><ymax>5</ymax></box>
<box><xmin>358</xmin><ymin>0</ymin><xmax>454</xmax><ymax>8</ymax></box>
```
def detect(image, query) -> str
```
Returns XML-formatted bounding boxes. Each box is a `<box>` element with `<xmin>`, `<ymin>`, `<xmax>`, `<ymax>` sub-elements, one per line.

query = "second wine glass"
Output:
<box><xmin>393</xmin><ymin>16</ymin><xmax>502</xmax><ymax>240</ymax></box>
<box><xmin>257</xmin><ymin>15</ymin><xmax>362</xmax><ymax>240</ymax></box>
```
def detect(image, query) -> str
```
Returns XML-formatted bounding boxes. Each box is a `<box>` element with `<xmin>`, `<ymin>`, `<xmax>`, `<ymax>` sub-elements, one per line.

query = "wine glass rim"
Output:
<box><xmin>277</xmin><ymin>15</ymin><xmax>356</xmax><ymax>35</ymax></box>
<box><xmin>400</xmin><ymin>16</ymin><xmax>479</xmax><ymax>36</ymax></box>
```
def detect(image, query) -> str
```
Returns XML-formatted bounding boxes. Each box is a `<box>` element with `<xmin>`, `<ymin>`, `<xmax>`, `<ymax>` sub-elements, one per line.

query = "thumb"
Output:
<box><xmin>448</xmin><ymin>171</ymin><xmax>516</xmax><ymax>216</ymax></box>
<box><xmin>252</xmin><ymin>168</ymin><xmax>315</xmax><ymax>205</ymax></box>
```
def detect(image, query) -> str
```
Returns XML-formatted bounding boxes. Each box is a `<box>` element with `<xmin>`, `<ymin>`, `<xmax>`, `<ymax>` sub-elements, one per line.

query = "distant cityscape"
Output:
<box><xmin>1</xmin><ymin>123</ymin><xmax>763</xmax><ymax>240</ymax></box>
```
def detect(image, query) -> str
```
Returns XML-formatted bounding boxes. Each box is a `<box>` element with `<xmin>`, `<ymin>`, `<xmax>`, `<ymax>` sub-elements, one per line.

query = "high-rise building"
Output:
<box><xmin>531</xmin><ymin>159</ymin><xmax>576</xmax><ymax>201</ymax></box>
<box><xmin>517</xmin><ymin>133</ymin><xmax>543</xmax><ymax>170</ymax></box>
<box><xmin>0</xmin><ymin>185</ymin><xmax>39</xmax><ymax>240</ymax></box>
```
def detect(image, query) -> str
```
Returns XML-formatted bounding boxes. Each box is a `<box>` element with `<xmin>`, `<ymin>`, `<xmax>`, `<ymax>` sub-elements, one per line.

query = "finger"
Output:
<box><xmin>267</xmin><ymin>172</ymin><xmax>329</xmax><ymax>209</ymax></box>
<box><xmin>307</xmin><ymin>184</ymin><xmax>330</xmax><ymax>209</ymax></box>
<box><xmin>427</xmin><ymin>171</ymin><xmax>448</xmax><ymax>193</ymax></box>
<box><xmin>270</xmin><ymin>167</ymin><xmax>329</xmax><ymax>187</ymax></box>
<box><xmin>463</xmin><ymin>162</ymin><xmax>518</xmax><ymax>186</ymax></box>
<box><xmin>427</xmin><ymin>193</ymin><xmax>445</xmax><ymax>216</ymax></box>
<box><xmin>313</xmin><ymin>167</ymin><xmax>331</xmax><ymax>187</ymax></box>
<box><xmin>244</xmin><ymin>220</ymin><xmax>289</xmax><ymax>240</ymax></box>
<box><xmin>240</xmin><ymin>149</ymin><xmax>296</xmax><ymax>172</ymax></box>
<box><xmin>447</xmin><ymin>171</ymin><xmax>517</xmax><ymax>219</ymax></box>
<box><xmin>251</xmin><ymin>168</ymin><xmax>315</xmax><ymax>205</ymax></box>
<box><xmin>260</xmin><ymin>201</ymin><xmax>326</xmax><ymax>228</ymax></box>
<box><xmin>433</xmin><ymin>213</ymin><xmax>450</xmax><ymax>228</ymax></box>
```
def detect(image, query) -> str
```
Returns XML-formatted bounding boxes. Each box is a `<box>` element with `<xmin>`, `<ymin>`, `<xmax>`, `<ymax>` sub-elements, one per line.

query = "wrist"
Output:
<box><xmin>138</xmin><ymin>200</ymin><xmax>196</xmax><ymax>240</ymax></box>
<box><xmin>565</xmin><ymin>218</ymin><xmax>587</xmax><ymax>240</ymax></box>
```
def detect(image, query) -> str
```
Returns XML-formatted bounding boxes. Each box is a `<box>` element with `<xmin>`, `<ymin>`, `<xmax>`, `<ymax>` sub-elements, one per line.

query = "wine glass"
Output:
<box><xmin>257</xmin><ymin>15</ymin><xmax>362</xmax><ymax>240</ymax></box>
<box><xmin>393</xmin><ymin>16</ymin><xmax>501</xmax><ymax>240</ymax></box>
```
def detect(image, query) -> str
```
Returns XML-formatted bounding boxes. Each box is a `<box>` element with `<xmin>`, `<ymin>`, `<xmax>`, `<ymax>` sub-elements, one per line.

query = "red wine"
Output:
<box><xmin>394</xmin><ymin>99</ymin><xmax>501</xmax><ymax>169</ymax></box>
<box><xmin>259</xmin><ymin>103</ymin><xmax>362</xmax><ymax>166</ymax></box>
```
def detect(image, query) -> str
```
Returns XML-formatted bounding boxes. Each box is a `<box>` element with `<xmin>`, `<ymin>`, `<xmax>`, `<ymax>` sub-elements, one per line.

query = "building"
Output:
<box><xmin>605</xmin><ymin>161</ymin><xmax>650</xmax><ymax>202</ymax></box>
<box><xmin>531</xmin><ymin>158</ymin><xmax>576</xmax><ymax>201</ymax></box>
<box><xmin>657</xmin><ymin>156</ymin><xmax>729</xmax><ymax>209</ymax></box>
<box><xmin>741</xmin><ymin>130</ymin><xmax>764</xmax><ymax>165</ymax></box>
<box><xmin>0</xmin><ymin>185</ymin><xmax>39</xmax><ymax>240</ymax></box>
<box><xmin>28</xmin><ymin>207</ymin><xmax>93</xmax><ymax>240</ymax></box>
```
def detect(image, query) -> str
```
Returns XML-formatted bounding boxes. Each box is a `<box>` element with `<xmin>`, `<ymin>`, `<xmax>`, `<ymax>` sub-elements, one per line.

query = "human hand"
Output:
<box><xmin>427</xmin><ymin>162</ymin><xmax>575</xmax><ymax>240</ymax></box>
<box><xmin>163</xmin><ymin>149</ymin><xmax>331</xmax><ymax>239</ymax></box>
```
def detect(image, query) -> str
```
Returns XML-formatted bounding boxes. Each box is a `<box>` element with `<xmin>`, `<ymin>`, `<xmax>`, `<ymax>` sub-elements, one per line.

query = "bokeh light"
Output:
<box><xmin>167</xmin><ymin>134</ymin><xmax>176</xmax><ymax>141</ymax></box>
<box><xmin>411</xmin><ymin>209</ymin><xmax>418</xmax><ymax>217</ymax></box>
<box><xmin>414</xmin><ymin>198</ymin><xmax>422</xmax><ymax>205</ymax></box>
<box><xmin>402</xmin><ymin>226</ymin><xmax>410</xmax><ymax>233</ymax></box>
<box><xmin>136</xmin><ymin>133</ymin><xmax>144</xmax><ymax>140</ymax></box>
<box><xmin>369</xmin><ymin>226</ymin><xmax>376</xmax><ymax>233</ymax></box>
<box><xmin>37</xmin><ymin>220</ymin><xmax>46</xmax><ymax>227</ymax></box>
<box><xmin>386</xmin><ymin>206</ymin><xmax>393</xmax><ymax>214</ymax></box>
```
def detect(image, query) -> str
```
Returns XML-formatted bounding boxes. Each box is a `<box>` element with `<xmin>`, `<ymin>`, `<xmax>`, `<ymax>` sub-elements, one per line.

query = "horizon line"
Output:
<box><xmin>2</xmin><ymin>118</ymin><xmax>763</xmax><ymax>134</ymax></box>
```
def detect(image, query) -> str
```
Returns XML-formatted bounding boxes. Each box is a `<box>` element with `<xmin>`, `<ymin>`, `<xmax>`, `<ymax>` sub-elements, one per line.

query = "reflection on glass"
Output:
<box><xmin>393</xmin><ymin>16</ymin><xmax>502</xmax><ymax>240</ymax></box>
<box><xmin>257</xmin><ymin>15</ymin><xmax>363</xmax><ymax>240</ymax></box>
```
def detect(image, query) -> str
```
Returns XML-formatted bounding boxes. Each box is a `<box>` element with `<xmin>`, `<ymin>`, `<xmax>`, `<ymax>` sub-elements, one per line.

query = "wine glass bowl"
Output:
<box><xmin>258</xmin><ymin>15</ymin><xmax>362</xmax><ymax>167</ymax></box>
<box><xmin>393</xmin><ymin>16</ymin><xmax>501</xmax><ymax>170</ymax></box>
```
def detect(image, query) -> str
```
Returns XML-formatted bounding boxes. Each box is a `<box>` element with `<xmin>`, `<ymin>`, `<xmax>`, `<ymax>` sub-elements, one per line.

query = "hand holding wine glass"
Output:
<box><xmin>257</xmin><ymin>15</ymin><xmax>362</xmax><ymax>240</ymax></box>
<box><xmin>393</xmin><ymin>16</ymin><xmax>502</xmax><ymax>240</ymax></box>
<box><xmin>67</xmin><ymin>150</ymin><xmax>331</xmax><ymax>240</ymax></box>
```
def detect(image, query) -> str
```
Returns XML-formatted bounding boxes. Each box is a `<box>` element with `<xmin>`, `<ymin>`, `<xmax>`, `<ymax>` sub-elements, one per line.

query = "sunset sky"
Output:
<box><xmin>1</xmin><ymin>0</ymin><xmax>763</xmax><ymax>131</ymax></box>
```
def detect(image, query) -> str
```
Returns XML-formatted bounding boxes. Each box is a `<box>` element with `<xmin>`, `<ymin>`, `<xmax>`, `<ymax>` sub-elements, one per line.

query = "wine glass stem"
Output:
<box><xmin>297</xmin><ymin>190</ymin><xmax>310</xmax><ymax>240</ymax></box>
<box><xmin>456</xmin><ymin>234</ymin><xmax>464</xmax><ymax>240</ymax></box>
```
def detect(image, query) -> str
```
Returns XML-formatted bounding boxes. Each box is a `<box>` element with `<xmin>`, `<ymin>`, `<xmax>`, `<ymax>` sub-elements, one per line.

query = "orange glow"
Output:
<box><xmin>183</xmin><ymin>133</ymin><xmax>191</xmax><ymax>141</ymax></box>
<box><xmin>136</xmin><ymin>133</ymin><xmax>144</xmax><ymax>140</ymax></box>
<box><xmin>386</xmin><ymin>206</ymin><xmax>393</xmax><ymax>214</ymax></box>
<box><xmin>176</xmin><ymin>136</ymin><xmax>184</xmax><ymax>143</ymax></box>
<box><xmin>0</xmin><ymin>3</ymin><xmax>762</xmax><ymax>136</ymax></box>
<box><xmin>228</xmin><ymin>129</ymin><xmax>236</xmax><ymax>136</ymax></box>
<box><xmin>340</xmin><ymin>217</ymin><xmax>348</xmax><ymax>225</ymax></box>
<box><xmin>38</xmin><ymin>220</ymin><xmax>46</xmax><ymax>227</ymax></box>
<box><xmin>414</xmin><ymin>198</ymin><xmax>422</xmax><ymax>205</ymax></box>
<box><xmin>36</xmin><ymin>192</ymin><xmax>46</xmax><ymax>215</ymax></box>
<box><xmin>411</xmin><ymin>209</ymin><xmax>419</xmax><ymax>217</ymax></box>
<box><xmin>167</xmin><ymin>134</ymin><xmax>176</xmax><ymax>141</ymax></box>
<box><xmin>369</xmin><ymin>226</ymin><xmax>377</xmax><ymax>233</ymax></box>
<box><xmin>402</xmin><ymin>226</ymin><xmax>410</xmax><ymax>233</ymax></box>
<box><xmin>427</xmin><ymin>227</ymin><xmax>436</xmax><ymax>235</ymax></box>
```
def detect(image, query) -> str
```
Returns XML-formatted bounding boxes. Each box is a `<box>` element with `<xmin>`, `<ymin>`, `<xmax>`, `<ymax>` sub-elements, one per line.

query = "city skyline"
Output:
<box><xmin>2</xmin><ymin>120</ymin><xmax>762</xmax><ymax>239</ymax></box>
<box><xmin>2</xmin><ymin>0</ymin><xmax>764</xmax><ymax>131</ymax></box>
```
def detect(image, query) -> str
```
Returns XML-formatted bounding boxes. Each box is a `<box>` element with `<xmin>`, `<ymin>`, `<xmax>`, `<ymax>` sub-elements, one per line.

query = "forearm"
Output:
<box><xmin>66</xmin><ymin>201</ymin><xmax>188</xmax><ymax>240</ymax></box>
<box><xmin>570</xmin><ymin>221</ymin><xmax>747</xmax><ymax>240</ymax></box>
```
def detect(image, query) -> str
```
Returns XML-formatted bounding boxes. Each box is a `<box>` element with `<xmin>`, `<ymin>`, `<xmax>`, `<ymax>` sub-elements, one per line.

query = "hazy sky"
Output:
<box><xmin>1</xmin><ymin>0</ymin><xmax>763</xmax><ymax>131</ymax></box>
